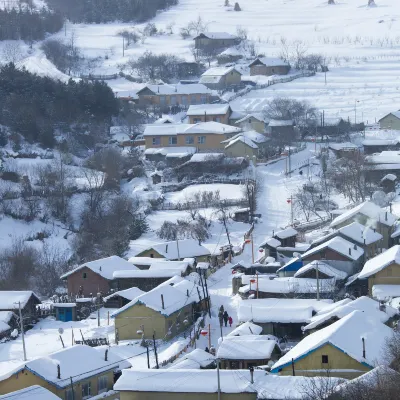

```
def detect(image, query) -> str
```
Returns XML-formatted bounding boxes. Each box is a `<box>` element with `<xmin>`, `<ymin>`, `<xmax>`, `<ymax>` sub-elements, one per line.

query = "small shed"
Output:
<box><xmin>381</xmin><ymin>173</ymin><xmax>397</xmax><ymax>193</ymax></box>
<box><xmin>151</xmin><ymin>170</ymin><xmax>163</xmax><ymax>185</ymax></box>
<box><xmin>53</xmin><ymin>303</ymin><xmax>77</xmax><ymax>322</ymax></box>
<box><xmin>232</xmin><ymin>207</ymin><xmax>250</xmax><ymax>223</ymax></box>
<box><xmin>249</xmin><ymin>57</ymin><xmax>290</xmax><ymax>76</ymax></box>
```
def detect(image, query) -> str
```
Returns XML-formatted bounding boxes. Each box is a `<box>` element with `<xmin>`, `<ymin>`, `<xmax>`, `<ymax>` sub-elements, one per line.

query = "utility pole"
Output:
<box><xmin>251</xmin><ymin>233</ymin><xmax>254</xmax><ymax>264</ymax></box>
<box><xmin>208</xmin><ymin>324</ymin><xmax>211</xmax><ymax>349</ymax></box>
<box><xmin>70</xmin><ymin>377</ymin><xmax>75</xmax><ymax>400</ymax></box>
<box><xmin>153</xmin><ymin>332</ymin><xmax>159</xmax><ymax>369</ymax></box>
<box><xmin>288</xmin><ymin>148</ymin><xmax>291</xmax><ymax>177</ymax></box>
<box><xmin>216</xmin><ymin>358</ymin><xmax>221</xmax><ymax>400</ymax></box>
<box><xmin>146</xmin><ymin>346</ymin><xmax>150</xmax><ymax>369</ymax></box>
<box><xmin>316</xmin><ymin>263</ymin><xmax>320</xmax><ymax>301</ymax></box>
<box><xmin>290</xmin><ymin>196</ymin><xmax>294</xmax><ymax>226</ymax></box>
<box><xmin>203</xmin><ymin>270</ymin><xmax>211</xmax><ymax>317</ymax></box>
<box><xmin>256</xmin><ymin>273</ymin><xmax>259</xmax><ymax>299</ymax></box>
<box><xmin>122</xmin><ymin>36</ymin><xmax>125</xmax><ymax>57</ymax></box>
<box><xmin>176</xmin><ymin>238</ymin><xmax>181</xmax><ymax>261</ymax></box>
<box><xmin>18</xmin><ymin>302</ymin><xmax>27</xmax><ymax>361</ymax></box>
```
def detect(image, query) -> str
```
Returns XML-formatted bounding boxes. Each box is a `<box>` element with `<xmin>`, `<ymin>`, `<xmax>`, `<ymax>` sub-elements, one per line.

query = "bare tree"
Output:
<box><xmin>2</xmin><ymin>42</ymin><xmax>23</xmax><ymax>64</ymax></box>
<box><xmin>188</xmin><ymin>16</ymin><xmax>209</xmax><ymax>35</ymax></box>
<box><xmin>242</xmin><ymin>173</ymin><xmax>262</xmax><ymax>222</ymax></box>
<box><xmin>368</xmin><ymin>0</ymin><xmax>376</xmax><ymax>6</ymax></box>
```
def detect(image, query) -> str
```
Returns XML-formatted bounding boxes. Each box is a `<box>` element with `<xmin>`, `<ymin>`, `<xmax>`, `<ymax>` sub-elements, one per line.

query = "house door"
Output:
<box><xmin>58</xmin><ymin>308</ymin><xmax>66</xmax><ymax>322</ymax></box>
<box><xmin>65</xmin><ymin>308</ymin><xmax>73</xmax><ymax>322</ymax></box>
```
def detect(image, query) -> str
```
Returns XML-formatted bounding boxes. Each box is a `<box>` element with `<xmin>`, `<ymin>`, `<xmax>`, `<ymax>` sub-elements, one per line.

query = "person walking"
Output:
<box><xmin>223</xmin><ymin>311</ymin><xmax>229</xmax><ymax>327</ymax></box>
<box><xmin>219</xmin><ymin>305</ymin><xmax>224</xmax><ymax>313</ymax></box>
<box><xmin>218</xmin><ymin>310</ymin><xmax>224</xmax><ymax>327</ymax></box>
<box><xmin>228</xmin><ymin>316</ymin><xmax>233</xmax><ymax>328</ymax></box>
<box><xmin>205</xmin><ymin>347</ymin><xmax>209</xmax><ymax>353</ymax></box>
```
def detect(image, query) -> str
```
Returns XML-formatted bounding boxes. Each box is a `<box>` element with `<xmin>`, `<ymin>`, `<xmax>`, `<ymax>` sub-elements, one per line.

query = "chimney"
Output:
<box><xmin>386</xmin><ymin>212</ymin><xmax>388</xmax><ymax>221</ymax></box>
<box><xmin>349</xmin><ymin>248</ymin><xmax>352</xmax><ymax>256</ymax></box>
<box><xmin>362</xmin><ymin>337</ymin><xmax>366</xmax><ymax>359</ymax></box>
<box><xmin>186</xmin><ymin>289</ymin><xmax>189</xmax><ymax>297</ymax></box>
<box><xmin>354</xmin><ymin>244</ymin><xmax>357</xmax><ymax>250</ymax></box>
<box><xmin>166</xmin><ymin>244</ymin><xmax>168</xmax><ymax>253</ymax></box>
<box><xmin>161</xmin><ymin>294</ymin><xmax>165</xmax><ymax>309</ymax></box>
<box><xmin>105</xmin><ymin>349</ymin><xmax>108</xmax><ymax>361</ymax></box>
<box><xmin>57</xmin><ymin>364</ymin><xmax>61</xmax><ymax>379</ymax></box>
<box><xmin>249</xmin><ymin>366</ymin><xmax>254</xmax><ymax>384</ymax></box>
<box><xmin>364</xmin><ymin>239</ymin><xmax>366</xmax><ymax>245</ymax></box>
<box><xmin>374</xmin><ymin>228</ymin><xmax>376</xmax><ymax>233</ymax></box>
<box><xmin>99</xmin><ymin>266</ymin><xmax>102</xmax><ymax>271</ymax></box>
<box><xmin>379</xmin><ymin>302</ymin><xmax>386</xmax><ymax>312</ymax></box>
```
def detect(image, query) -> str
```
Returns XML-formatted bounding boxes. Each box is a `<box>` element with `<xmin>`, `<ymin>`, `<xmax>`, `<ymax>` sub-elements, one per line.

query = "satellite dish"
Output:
<box><xmin>58</xmin><ymin>328</ymin><xmax>64</xmax><ymax>335</ymax></box>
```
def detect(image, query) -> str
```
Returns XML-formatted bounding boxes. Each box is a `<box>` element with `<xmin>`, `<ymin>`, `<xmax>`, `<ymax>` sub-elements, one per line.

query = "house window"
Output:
<box><xmin>170</xmin><ymin>96</ymin><xmax>177</xmax><ymax>106</ymax></box>
<box><xmin>181</xmin><ymin>95</ymin><xmax>188</xmax><ymax>105</ymax></box>
<box><xmin>193</xmin><ymin>118</ymin><xmax>201</xmax><ymax>123</ymax></box>
<box><xmin>81</xmin><ymin>382</ymin><xmax>91</xmax><ymax>399</ymax></box>
<box><xmin>190</xmin><ymin>95</ymin><xmax>197</xmax><ymax>104</ymax></box>
<box><xmin>98</xmin><ymin>376</ymin><xmax>108</xmax><ymax>394</ymax></box>
<box><xmin>152</xmin><ymin>137</ymin><xmax>161</xmax><ymax>145</ymax></box>
<box><xmin>198</xmin><ymin>136</ymin><xmax>206</xmax><ymax>144</ymax></box>
<box><xmin>186</xmin><ymin>136</ymin><xmax>194</xmax><ymax>145</ymax></box>
<box><xmin>65</xmin><ymin>389</ymin><xmax>74</xmax><ymax>400</ymax></box>
<box><xmin>169</xmin><ymin>137</ymin><xmax>177</xmax><ymax>145</ymax></box>
<box><xmin>321</xmin><ymin>355</ymin><xmax>329</xmax><ymax>364</ymax></box>
<box><xmin>159</xmin><ymin>95</ymin><xmax>166</xmax><ymax>105</ymax></box>
<box><xmin>387</xmin><ymin>268</ymin><xmax>393</xmax><ymax>277</ymax></box>
<box><xmin>272</xmin><ymin>68</ymin><xmax>275</xmax><ymax>73</ymax></box>
<box><xmin>82</xmin><ymin>272</ymin><xmax>87</xmax><ymax>279</ymax></box>
<box><xmin>201</xmin><ymin>95</ymin><xmax>207</xmax><ymax>103</ymax></box>
<box><xmin>214</xmin><ymin>117</ymin><xmax>221</xmax><ymax>123</ymax></box>
<box><xmin>150</xmin><ymin>254</ymin><xmax>154</xmax><ymax>258</ymax></box>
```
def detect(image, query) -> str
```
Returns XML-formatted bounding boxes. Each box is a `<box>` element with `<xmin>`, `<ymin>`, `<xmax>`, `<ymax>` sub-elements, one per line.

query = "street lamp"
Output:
<box><xmin>355</xmin><ymin>100</ymin><xmax>360</xmax><ymax>125</ymax></box>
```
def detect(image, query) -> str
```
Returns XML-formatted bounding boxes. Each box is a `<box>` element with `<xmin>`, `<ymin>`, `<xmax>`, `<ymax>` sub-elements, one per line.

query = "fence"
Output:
<box><xmin>80</xmin><ymin>74</ymin><xmax>118</xmax><ymax>80</ymax></box>
<box><xmin>160</xmin><ymin>177</ymin><xmax>249</xmax><ymax>193</ymax></box>
<box><xmin>156</xmin><ymin>198</ymin><xmax>248</xmax><ymax>211</ymax></box>
<box><xmin>225</xmin><ymin>71</ymin><xmax>316</xmax><ymax>102</ymax></box>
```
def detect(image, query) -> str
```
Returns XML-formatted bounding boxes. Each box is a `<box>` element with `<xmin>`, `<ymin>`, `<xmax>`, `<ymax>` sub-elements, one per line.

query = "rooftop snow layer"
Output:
<box><xmin>330</xmin><ymin>201</ymin><xmax>397</xmax><ymax>228</ymax></box>
<box><xmin>362</xmin><ymin>139</ymin><xmax>398</xmax><ymax>146</ymax></box>
<box><xmin>358</xmin><ymin>245</ymin><xmax>400</xmax><ymax>279</ymax></box>
<box><xmin>271</xmin><ymin>311</ymin><xmax>393</xmax><ymax>372</ymax></box>
<box><xmin>268</xmin><ymin>119</ymin><xmax>293</xmax><ymax>127</ymax></box>
<box><xmin>186</xmin><ymin>103</ymin><xmax>230</xmax><ymax>116</ymax></box>
<box><xmin>294</xmin><ymin>260</ymin><xmax>348</xmax><ymax>280</ymax></box>
<box><xmin>103</xmin><ymin>287</ymin><xmax>145</xmax><ymax>302</ymax></box>
<box><xmin>275</xmin><ymin>227</ymin><xmax>298</xmax><ymax>239</ymax></box>
<box><xmin>366</xmin><ymin>150</ymin><xmax>400</xmax><ymax>164</ymax></box>
<box><xmin>138</xmin><ymin>83</ymin><xmax>211</xmax><ymax>95</ymax></box>
<box><xmin>201</xmin><ymin>66</ymin><xmax>240</xmax><ymax>77</ymax></box>
<box><xmin>0</xmin><ymin>385</ymin><xmax>61</xmax><ymax>400</ymax></box>
<box><xmin>60</xmin><ymin>256</ymin><xmax>137</xmax><ymax>280</ymax></box>
<box><xmin>329</xmin><ymin>142</ymin><xmax>360</xmax><ymax>151</ymax></box>
<box><xmin>222</xmin><ymin>130</ymin><xmax>267</xmax><ymax>144</ymax></box>
<box><xmin>144</xmin><ymin>147</ymin><xmax>197</xmax><ymax>156</ymax></box>
<box><xmin>372</xmin><ymin>284</ymin><xmax>400</xmax><ymax>301</ymax></box>
<box><xmin>338</xmin><ymin>222</ymin><xmax>383</xmax><ymax>245</ymax></box>
<box><xmin>149</xmin><ymin>261</ymin><xmax>190</xmax><ymax>273</ymax></box>
<box><xmin>237</xmin><ymin>299</ymin><xmax>333</xmax><ymax>324</ymax></box>
<box><xmin>189</xmin><ymin>153</ymin><xmax>225</xmax><ymax>162</ymax></box>
<box><xmin>127</xmin><ymin>257</ymin><xmax>156</xmax><ymax>266</ymax></box>
<box><xmin>303</xmin><ymin>296</ymin><xmax>397</xmax><ymax>331</ymax></box>
<box><xmin>381</xmin><ymin>173</ymin><xmax>397</xmax><ymax>182</ymax></box>
<box><xmin>196</xmin><ymin>32</ymin><xmax>237</xmax><ymax>39</ymax></box>
<box><xmin>301</xmin><ymin>236</ymin><xmax>364</xmax><ymax>261</ymax></box>
<box><xmin>139</xmin><ymin>239</ymin><xmax>211</xmax><ymax>260</ymax></box>
<box><xmin>112</xmin><ymin>269</ymin><xmax>181</xmax><ymax>279</ymax></box>
<box><xmin>228</xmin><ymin>321</ymin><xmax>263</xmax><ymax>337</ymax></box>
<box><xmin>114</xmin><ymin>369</ymin><xmax>261</xmax><ymax>393</ymax></box>
<box><xmin>217</xmin><ymin>335</ymin><xmax>278</xmax><ymax>360</ymax></box>
<box><xmin>0</xmin><ymin>291</ymin><xmax>40</xmax><ymax>310</ymax></box>
<box><xmin>235</xmin><ymin>113</ymin><xmax>265</xmax><ymax>124</ymax></box>
<box><xmin>225</xmin><ymin>135</ymin><xmax>259</xmax><ymax>149</ymax></box>
<box><xmin>175</xmin><ymin>348</ymin><xmax>216</xmax><ymax>368</ymax></box>
<box><xmin>250</xmin><ymin>57</ymin><xmax>289</xmax><ymax>67</ymax></box>
<box><xmin>111</xmin><ymin>282</ymin><xmax>199</xmax><ymax>318</ymax></box>
<box><xmin>143</xmin><ymin>124</ymin><xmax>192</xmax><ymax>136</ymax></box>
<box><xmin>260</xmin><ymin>237</ymin><xmax>282</xmax><ymax>248</ymax></box>
<box><xmin>185</xmin><ymin>121</ymin><xmax>241</xmax><ymax>134</ymax></box>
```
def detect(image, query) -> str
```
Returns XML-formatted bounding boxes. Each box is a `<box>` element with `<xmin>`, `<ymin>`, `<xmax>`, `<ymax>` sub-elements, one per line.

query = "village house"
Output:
<box><xmin>144</xmin><ymin>146</ymin><xmax>196</xmax><ymax>166</ymax></box>
<box><xmin>330</xmin><ymin>201</ymin><xmax>397</xmax><ymax>249</ymax></box>
<box><xmin>300</xmin><ymin>236</ymin><xmax>364</xmax><ymax>276</ymax></box>
<box><xmin>186</xmin><ymin>103</ymin><xmax>232</xmax><ymax>124</ymax></box>
<box><xmin>362</xmin><ymin>139</ymin><xmax>400</xmax><ymax>155</ymax></box>
<box><xmin>237</xmin><ymin>298</ymin><xmax>333</xmax><ymax>339</ymax></box>
<box><xmin>103</xmin><ymin>287</ymin><xmax>145</xmax><ymax>308</ymax></box>
<box><xmin>378</xmin><ymin>111</ymin><xmax>400</xmax><ymax>130</ymax></box>
<box><xmin>266</xmin><ymin>120</ymin><xmax>295</xmax><ymax>141</ymax></box>
<box><xmin>143</xmin><ymin>121</ymin><xmax>241</xmax><ymax>151</ymax></box>
<box><xmin>135</xmin><ymin>83</ymin><xmax>213</xmax><ymax>109</ymax></box>
<box><xmin>381</xmin><ymin>173</ymin><xmax>397</xmax><ymax>193</ymax></box>
<box><xmin>223</xmin><ymin>130</ymin><xmax>268</xmax><ymax>159</ymax></box>
<box><xmin>0</xmin><ymin>291</ymin><xmax>41</xmax><ymax>324</ymax></box>
<box><xmin>199</xmin><ymin>66</ymin><xmax>242</xmax><ymax>90</ymax></box>
<box><xmin>328</xmin><ymin>142</ymin><xmax>360</xmax><ymax>158</ymax></box>
<box><xmin>302</xmin><ymin>296</ymin><xmax>397</xmax><ymax>334</ymax></box>
<box><xmin>134</xmin><ymin>238</ymin><xmax>211</xmax><ymax>262</ymax></box>
<box><xmin>217</xmin><ymin>47</ymin><xmax>244</xmax><ymax>65</ymax></box>
<box><xmin>310</xmin><ymin>222</ymin><xmax>383</xmax><ymax>261</ymax></box>
<box><xmin>228</xmin><ymin>321</ymin><xmax>263</xmax><ymax>337</ymax></box>
<box><xmin>60</xmin><ymin>256</ymin><xmax>138</xmax><ymax>297</ymax></box>
<box><xmin>194</xmin><ymin>32</ymin><xmax>240</xmax><ymax>49</ymax></box>
<box><xmin>249</xmin><ymin>57</ymin><xmax>290</xmax><ymax>76</ymax></box>
<box><xmin>217</xmin><ymin>335</ymin><xmax>281</xmax><ymax>369</ymax></box>
<box><xmin>0</xmin><ymin>311</ymin><xmax>18</xmax><ymax>340</ymax></box>
<box><xmin>114</xmin><ymin>369</ymin><xmax>261</xmax><ymax>400</ymax></box>
<box><xmin>111</xmin><ymin>280</ymin><xmax>202</xmax><ymax>340</ymax></box>
<box><xmin>270</xmin><ymin>310</ymin><xmax>394</xmax><ymax>379</ymax></box>
<box><xmin>235</xmin><ymin>114</ymin><xmax>266</xmax><ymax>133</ymax></box>
<box><xmin>169</xmin><ymin>348</ymin><xmax>216</xmax><ymax>369</ymax></box>
<box><xmin>0</xmin><ymin>385</ymin><xmax>62</xmax><ymax>400</ymax></box>
<box><xmin>0</xmin><ymin>345</ymin><xmax>119</xmax><ymax>399</ymax></box>
<box><xmin>365</xmin><ymin>150</ymin><xmax>400</xmax><ymax>181</ymax></box>
<box><xmin>357</xmin><ymin>245</ymin><xmax>400</xmax><ymax>298</ymax></box>
<box><xmin>294</xmin><ymin>260</ymin><xmax>348</xmax><ymax>281</ymax></box>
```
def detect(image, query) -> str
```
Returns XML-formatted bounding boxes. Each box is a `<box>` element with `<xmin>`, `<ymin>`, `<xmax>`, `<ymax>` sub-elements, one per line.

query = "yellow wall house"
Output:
<box><xmin>379</xmin><ymin>111</ymin><xmax>400</xmax><ymax>130</ymax></box>
<box><xmin>111</xmin><ymin>279</ymin><xmax>203</xmax><ymax>340</ymax></box>
<box><xmin>358</xmin><ymin>245</ymin><xmax>400</xmax><ymax>297</ymax></box>
<box><xmin>114</xmin><ymin>369</ymin><xmax>261</xmax><ymax>400</ymax></box>
<box><xmin>186</xmin><ymin>104</ymin><xmax>231</xmax><ymax>125</ymax></box>
<box><xmin>135</xmin><ymin>238</ymin><xmax>211</xmax><ymax>262</ymax></box>
<box><xmin>0</xmin><ymin>385</ymin><xmax>62</xmax><ymax>399</ymax></box>
<box><xmin>0</xmin><ymin>345</ymin><xmax>119</xmax><ymax>399</ymax></box>
<box><xmin>270</xmin><ymin>310</ymin><xmax>393</xmax><ymax>379</ymax></box>
<box><xmin>235</xmin><ymin>114</ymin><xmax>266</xmax><ymax>133</ymax></box>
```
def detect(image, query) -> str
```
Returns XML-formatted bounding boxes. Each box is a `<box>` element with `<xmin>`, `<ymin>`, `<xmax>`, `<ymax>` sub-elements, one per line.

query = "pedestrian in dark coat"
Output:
<box><xmin>228</xmin><ymin>316</ymin><xmax>233</xmax><ymax>327</ymax></box>
<box><xmin>218</xmin><ymin>310</ymin><xmax>224</xmax><ymax>327</ymax></box>
<box><xmin>223</xmin><ymin>311</ymin><xmax>229</xmax><ymax>327</ymax></box>
<box><xmin>205</xmin><ymin>347</ymin><xmax>209</xmax><ymax>353</ymax></box>
<box><xmin>219</xmin><ymin>305</ymin><xmax>224</xmax><ymax>313</ymax></box>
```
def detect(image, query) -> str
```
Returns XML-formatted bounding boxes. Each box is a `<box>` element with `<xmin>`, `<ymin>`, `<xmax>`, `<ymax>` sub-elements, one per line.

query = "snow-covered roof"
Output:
<box><xmin>372</xmin><ymin>284</ymin><xmax>400</xmax><ymax>301</ymax></box>
<box><xmin>366</xmin><ymin>151</ymin><xmax>400</xmax><ymax>164</ymax></box>
<box><xmin>330</xmin><ymin>201</ymin><xmax>397</xmax><ymax>228</ymax></box>
<box><xmin>174</xmin><ymin>348</ymin><xmax>215</xmax><ymax>368</ymax></box>
<box><xmin>0</xmin><ymin>385</ymin><xmax>61</xmax><ymax>400</ymax></box>
<box><xmin>144</xmin><ymin>147</ymin><xmax>197</xmax><ymax>157</ymax></box>
<box><xmin>10</xmin><ymin>345</ymin><xmax>121</xmax><ymax>388</ymax></box>
<box><xmin>103</xmin><ymin>287</ymin><xmax>145</xmax><ymax>302</ymax></box>
<box><xmin>301</xmin><ymin>236</ymin><xmax>364</xmax><ymax>261</ymax></box>
<box><xmin>338</xmin><ymin>221</ymin><xmax>383</xmax><ymax>245</ymax></box>
<box><xmin>260</xmin><ymin>237</ymin><xmax>281</xmax><ymax>248</ymax></box>
<box><xmin>303</xmin><ymin>296</ymin><xmax>397</xmax><ymax>332</ymax></box>
<box><xmin>138</xmin><ymin>83</ymin><xmax>211</xmax><ymax>96</ymax></box>
<box><xmin>237</xmin><ymin>299</ymin><xmax>333</xmax><ymax>324</ymax></box>
<box><xmin>189</xmin><ymin>153</ymin><xmax>224</xmax><ymax>162</ymax></box>
<box><xmin>329</xmin><ymin>142</ymin><xmax>360</xmax><ymax>151</ymax></box>
<box><xmin>0</xmin><ymin>311</ymin><xmax>15</xmax><ymax>325</ymax></box>
<box><xmin>217</xmin><ymin>335</ymin><xmax>278</xmax><ymax>360</ymax></box>
<box><xmin>140</xmin><ymin>239</ymin><xmax>211</xmax><ymax>260</ymax></box>
<box><xmin>196</xmin><ymin>32</ymin><xmax>238</xmax><ymax>40</ymax></box>
<box><xmin>362</xmin><ymin>139</ymin><xmax>398</xmax><ymax>146</ymax></box>
<box><xmin>219</xmin><ymin>47</ymin><xmax>243</xmax><ymax>56</ymax></box>
<box><xmin>271</xmin><ymin>310</ymin><xmax>394</xmax><ymax>372</ymax></box>
<box><xmin>52</xmin><ymin>303</ymin><xmax>76</xmax><ymax>308</ymax></box>
<box><xmin>381</xmin><ymin>173</ymin><xmax>397</xmax><ymax>182</ymax></box>
<box><xmin>158</xmin><ymin>276</ymin><xmax>203</xmax><ymax>303</ymax></box>
<box><xmin>225</xmin><ymin>135</ymin><xmax>259</xmax><ymax>149</ymax></box>
<box><xmin>275</xmin><ymin>227</ymin><xmax>298</xmax><ymax>240</ymax></box>
<box><xmin>150</xmin><ymin>260</ymin><xmax>191</xmax><ymax>274</ymax></box>
<box><xmin>201</xmin><ymin>66</ymin><xmax>240</xmax><ymax>77</ymax></box>
<box><xmin>143</xmin><ymin>124</ymin><xmax>191</xmax><ymax>136</ymax></box>
<box><xmin>268</xmin><ymin>119</ymin><xmax>293</xmax><ymax>127</ymax></box>
<box><xmin>60</xmin><ymin>256</ymin><xmax>137</xmax><ymax>280</ymax></box>
<box><xmin>294</xmin><ymin>260</ymin><xmax>348</xmax><ymax>280</ymax></box>
<box><xmin>185</xmin><ymin>121</ymin><xmax>241</xmax><ymax>135</ymax></box>
<box><xmin>227</xmin><ymin>321</ymin><xmax>263</xmax><ymax>336</ymax></box>
<box><xmin>114</xmin><ymin>369</ymin><xmax>261</xmax><ymax>393</ymax></box>
<box><xmin>111</xmin><ymin>282</ymin><xmax>198</xmax><ymax>318</ymax></box>
<box><xmin>128</xmin><ymin>257</ymin><xmax>158</xmax><ymax>266</ymax></box>
<box><xmin>250</xmin><ymin>57</ymin><xmax>289</xmax><ymax>67</ymax></box>
<box><xmin>235</xmin><ymin>113</ymin><xmax>265</xmax><ymax>124</ymax></box>
<box><xmin>154</xmin><ymin>116</ymin><xmax>175</xmax><ymax>124</ymax></box>
<box><xmin>359</xmin><ymin>245</ymin><xmax>400</xmax><ymax>279</ymax></box>
<box><xmin>186</xmin><ymin>104</ymin><xmax>230</xmax><ymax>116</ymax></box>
<box><xmin>239</xmin><ymin>277</ymin><xmax>336</xmax><ymax>295</ymax></box>
<box><xmin>112</xmin><ymin>269</ymin><xmax>181</xmax><ymax>279</ymax></box>
<box><xmin>381</xmin><ymin>111</ymin><xmax>400</xmax><ymax>120</ymax></box>
<box><xmin>0</xmin><ymin>291</ymin><xmax>40</xmax><ymax>310</ymax></box>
